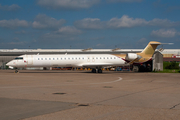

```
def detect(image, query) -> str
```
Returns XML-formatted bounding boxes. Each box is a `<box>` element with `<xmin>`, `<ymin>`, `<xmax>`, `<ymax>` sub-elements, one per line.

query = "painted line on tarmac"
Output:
<box><xmin>89</xmin><ymin>77</ymin><xmax>122</xmax><ymax>85</ymax></box>
<box><xmin>0</xmin><ymin>77</ymin><xmax>123</xmax><ymax>89</ymax></box>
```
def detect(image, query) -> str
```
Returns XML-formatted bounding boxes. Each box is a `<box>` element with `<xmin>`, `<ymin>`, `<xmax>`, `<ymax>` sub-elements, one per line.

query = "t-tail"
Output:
<box><xmin>126</xmin><ymin>41</ymin><xmax>161</xmax><ymax>64</ymax></box>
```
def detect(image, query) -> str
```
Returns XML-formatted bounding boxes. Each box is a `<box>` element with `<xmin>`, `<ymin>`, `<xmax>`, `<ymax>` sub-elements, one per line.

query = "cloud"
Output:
<box><xmin>109</xmin><ymin>16</ymin><xmax>179</xmax><ymax>28</ymax></box>
<box><xmin>74</xmin><ymin>15</ymin><xmax>180</xmax><ymax>30</ymax></box>
<box><xmin>32</xmin><ymin>14</ymin><xmax>66</xmax><ymax>29</ymax></box>
<box><xmin>15</xmin><ymin>30</ymin><xmax>26</xmax><ymax>34</ymax></box>
<box><xmin>166</xmin><ymin>6</ymin><xmax>180</xmax><ymax>13</ymax></box>
<box><xmin>13</xmin><ymin>37</ymin><xmax>20</xmax><ymax>41</ymax></box>
<box><xmin>151</xmin><ymin>29</ymin><xmax>177</xmax><ymax>38</ymax></box>
<box><xmin>41</xmin><ymin>26</ymin><xmax>82</xmax><ymax>41</ymax></box>
<box><xmin>107</xmin><ymin>0</ymin><xmax>143</xmax><ymax>3</ymax></box>
<box><xmin>56</xmin><ymin>26</ymin><xmax>82</xmax><ymax>35</ymax></box>
<box><xmin>0</xmin><ymin>19</ymin><xmax>29</xmax><ymax>29</ymax></box>
<box><xmin>37</xmin><ymin>0</ymin><xmax>100</xmax><ymax>10</ymax></box>
<box><xmin>74</xmin><ymin>18</ymin><xmax>105</xmax><ymax>29</ymax></box>
<box><xmin>107</xmin><ymin>15</ymin><xmax>147</xmax><ymax>28</ymax></box>
<box><xmin>137</xmin><ymin>38</ymin><xmax>147</xmax><ymax>47</ymax></box>
<box><xmin>41</xmin><ymin>33</ymin><xmax>78</xmax><ymax>41</ymax></box>
<box><xmin>153</xmin><ymin>0</ymin><xmax>166</xmax><ymax>8</ymax></box>
<box><xmin>8</xmin><ymin>42</ymin><xmax>25</xmax><ymax>45</ymax></box>
<box><xmin>148</xmin><ymin>18</ymin><xmax>179</xmax><ymax>27</ymax></box>
<box><xmin>95</xmin><ymin>43</ymin><xmax>106</xmax><ymax>48</ymax></box>
<box><xmin>0</xmin><ymin>4</ymin><xmax>21</xmax><ymax>11</ymax></box>
<box><xmin>138</xmin><ymin>38</ymin><xmax>147</xmax><ymax>43</ymax></box>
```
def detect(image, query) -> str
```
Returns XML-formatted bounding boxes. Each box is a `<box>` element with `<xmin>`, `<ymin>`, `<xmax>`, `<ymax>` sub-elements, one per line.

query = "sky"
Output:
<box><xmin>0</xmin><ymin>0</ymin><xmax>180</xmax><ymax>49</ymax></box>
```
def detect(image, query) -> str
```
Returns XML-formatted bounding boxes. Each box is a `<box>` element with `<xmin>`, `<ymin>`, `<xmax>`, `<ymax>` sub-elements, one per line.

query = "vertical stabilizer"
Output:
<box><xmin>135</xmin><ymin>41</ymin><xmax>161</xmax><ymax>63</ymax></box>
<box><xmin>141</xmin><ymin>41</ymin><xmax>161</xmax><ymax>57</ymax></box>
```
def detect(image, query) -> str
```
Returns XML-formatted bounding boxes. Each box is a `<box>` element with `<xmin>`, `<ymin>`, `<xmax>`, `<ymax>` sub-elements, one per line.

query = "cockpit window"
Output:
<box><xmin>14</xmin><ymin>57</ymin><xmax>23</xmax><ymax>60</ymax></box>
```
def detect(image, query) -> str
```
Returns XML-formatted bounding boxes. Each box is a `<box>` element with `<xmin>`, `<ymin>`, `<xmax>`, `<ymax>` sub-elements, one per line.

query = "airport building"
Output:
<box><xmin>0</xmin><ymin>48</ymin><xmax>180</xmax><ymax>71</ymax></box>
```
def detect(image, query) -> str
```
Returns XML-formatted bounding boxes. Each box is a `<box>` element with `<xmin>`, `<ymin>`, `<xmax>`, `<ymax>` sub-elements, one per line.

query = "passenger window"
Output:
<box><xmin>49</xmin><ymin>58</ymin><xmax>51</xmax><ymax>60</ymax></box>
<box><xmin>41</xmin><ymin>58</ymin><xmax>43</xmax><ymax>60</ymax></box>
<box><xmin>38</xmin><ymin>58</ymin><xmax>40</xmax><ymax>60</ymax></box>
<box><xmin>45</xmin><ymin>58</ymin><xmax>47</xmax><ymax>60</ymax></box>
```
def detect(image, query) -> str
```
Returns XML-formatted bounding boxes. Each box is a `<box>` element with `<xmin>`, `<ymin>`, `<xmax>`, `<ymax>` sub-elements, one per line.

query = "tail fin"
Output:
<box><xmin>115</xmin><ymin>41</ymin><xmax>162</xmax><ymax>64</ymax></box>
<box><xmin>135</xmin><ymin>41</ymin><xmax>161</xmax><ymax>63</ymax></box>
<box><xmin>140</xmin><ymin>41</ymin><xmax>161</xmax><ymax>57</ymax></box>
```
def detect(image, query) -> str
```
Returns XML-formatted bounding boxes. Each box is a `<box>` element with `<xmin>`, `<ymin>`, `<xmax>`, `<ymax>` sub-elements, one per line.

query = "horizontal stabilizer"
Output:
<box><xmin>150</xmin><ymin>42</ymin><xmax>173</xmax><ymax>45</ymax></box>
<box><xmin>160</xmin><ymin>43</ymin><xmax>174</xmax><ymax>45</ymax></box>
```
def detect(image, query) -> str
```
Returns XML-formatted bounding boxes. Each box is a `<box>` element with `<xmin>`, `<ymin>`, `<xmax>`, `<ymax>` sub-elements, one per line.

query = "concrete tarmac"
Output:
<box><xmin>0</xmin><ymin>70</ymin><xmax>180</xmax><ymax>120</ymax></box>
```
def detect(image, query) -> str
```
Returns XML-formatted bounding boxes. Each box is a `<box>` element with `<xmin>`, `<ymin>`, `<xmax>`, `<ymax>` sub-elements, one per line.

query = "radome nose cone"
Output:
<box><xmin>6</xmin><ymin>62</ymin><xmax>11</xmax><ymax>66</ymax></box>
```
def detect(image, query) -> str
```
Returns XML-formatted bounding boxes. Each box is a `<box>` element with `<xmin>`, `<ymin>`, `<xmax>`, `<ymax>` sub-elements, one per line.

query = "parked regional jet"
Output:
<box><xmin>6</xmin><ymin>41</ymin><xmax>161</xmax><ymax>73</ymax></box>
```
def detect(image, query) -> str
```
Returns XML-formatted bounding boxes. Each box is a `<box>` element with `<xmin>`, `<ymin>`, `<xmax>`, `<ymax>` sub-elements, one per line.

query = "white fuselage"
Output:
<box><xmin>6</xmin><ymin>54</ymin><xmax>126</xmax><ymax>68</ymax></box>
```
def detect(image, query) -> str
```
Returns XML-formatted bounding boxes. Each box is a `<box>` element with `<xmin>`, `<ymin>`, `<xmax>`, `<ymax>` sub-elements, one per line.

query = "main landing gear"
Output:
<box><xmin>92</xmin><ymin>68</ymin><xmax>102</xmax><ymax>73</ymax></box>
<box><xmin>92</xmin><ymin>69</ymin><xmax>96</xmax><ymax>73</ymax></box>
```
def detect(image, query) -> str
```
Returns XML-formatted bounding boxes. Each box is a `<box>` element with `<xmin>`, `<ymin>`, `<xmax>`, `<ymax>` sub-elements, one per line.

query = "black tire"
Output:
<box><xmin>98</xmin><ymin>69</ymin><xmax>102</xmax><ymax>73</ymax></box>
<box><xmin>92</xmin><ymin>69</ymin><xmax>96</xmax><ymax>73</ymax></box>
<box><xmin>15</xmin><ymin>69</ymin><xmax>18</xmax><ymax>73</ymax></box>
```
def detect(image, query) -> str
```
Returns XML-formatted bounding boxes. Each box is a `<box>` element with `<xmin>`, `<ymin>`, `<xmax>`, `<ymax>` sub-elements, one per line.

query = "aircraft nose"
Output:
<box><xmin>6</xmin><ymin>61</ymin><xmax>13</xmax><ymax>66</ymax></box>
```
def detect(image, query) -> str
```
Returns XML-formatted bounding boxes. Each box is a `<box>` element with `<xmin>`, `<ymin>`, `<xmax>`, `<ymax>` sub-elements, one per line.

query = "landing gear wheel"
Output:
<box><xmin>98</xmin><ymin>69</ymin><xmax>102</xmax><ymax>73</ymax></box>
<box><xmin>92</xmin><ymin>69</ymin><xmax>96</xmax><ymax>73</ymax></box>
<box><xmin>15</xmin><ymin>69</ymin><xmax>19</xmax><ymax>73</ymax></box>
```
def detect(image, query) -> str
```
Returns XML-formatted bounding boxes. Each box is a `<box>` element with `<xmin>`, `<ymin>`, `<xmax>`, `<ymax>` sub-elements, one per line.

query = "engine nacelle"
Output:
<box><xmin>125</xmin><ymin>53</ymin><xmax>138</xmax><ymax>60</ymax></box>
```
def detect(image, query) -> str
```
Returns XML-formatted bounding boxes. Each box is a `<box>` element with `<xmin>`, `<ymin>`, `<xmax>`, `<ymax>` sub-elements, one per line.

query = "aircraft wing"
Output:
<box><xmin>78</xmin><ymin>63</ymin><xmax>114</xmax><ymax>68</ymax></box>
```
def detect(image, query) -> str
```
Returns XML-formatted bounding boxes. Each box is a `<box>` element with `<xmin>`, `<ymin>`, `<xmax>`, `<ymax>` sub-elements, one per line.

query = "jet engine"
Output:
<box><xmin>125</xmin><ymin>53</ymin><xmax>140</xmax><ymax>61</ymax></box>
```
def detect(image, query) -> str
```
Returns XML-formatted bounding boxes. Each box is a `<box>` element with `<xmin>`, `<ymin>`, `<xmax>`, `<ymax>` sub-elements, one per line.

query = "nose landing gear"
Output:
<box><xmin>14</xmin><ymin>69</ymin><xmax>19</xmax><ymax>73</ymax></box>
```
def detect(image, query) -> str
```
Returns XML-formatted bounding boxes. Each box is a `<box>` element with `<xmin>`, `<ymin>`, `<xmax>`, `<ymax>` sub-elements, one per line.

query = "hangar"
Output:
<box><xmin>0</xmin><ymin>48</ymin><xmax>179</xmax><ymax>71</ymax></box>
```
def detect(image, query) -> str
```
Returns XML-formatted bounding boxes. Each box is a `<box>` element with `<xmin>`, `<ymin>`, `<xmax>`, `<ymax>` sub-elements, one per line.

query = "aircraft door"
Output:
<box><xmin>24</xmin><ymin>55</ymin><xmax>33</xmax><ymax>65</ymax></box>
<box><xmin>23</xmin><ymin>55</ymin><xmax>28</xmax><ymax>65</ymax></box>
<box><xmin>27</xmin><ymin>55</ymin><xmax>33</xmax><ymax>65</ymax></box>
